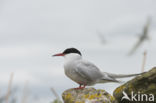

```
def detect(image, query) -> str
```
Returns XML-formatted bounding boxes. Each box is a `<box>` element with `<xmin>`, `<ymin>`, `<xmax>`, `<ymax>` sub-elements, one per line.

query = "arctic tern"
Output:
<box><xmin>53</xmin><ymin>48</ymin><xmax>144</xmax><ymax>89</ymax></box>
<box><xmin>128</xmin><ymin>17</ymin><xmax>151</xmax><ymax>55</ymax></box>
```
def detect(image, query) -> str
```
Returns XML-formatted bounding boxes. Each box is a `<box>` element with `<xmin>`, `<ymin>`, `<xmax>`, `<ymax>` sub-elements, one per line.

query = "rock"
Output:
<box><xmin>113</xmin><ymin>67</ymin><xmax>156</xmax><ymax>103</ymax></box>
<box><xmin>62</xmin><ymin>88</ymin><xmax>117</xmax><ymax>103</ymax></box>
<box><xmin>51</xmin><ymin>99</ymin><xmax>62</xmax><ymax>103</ymax></box>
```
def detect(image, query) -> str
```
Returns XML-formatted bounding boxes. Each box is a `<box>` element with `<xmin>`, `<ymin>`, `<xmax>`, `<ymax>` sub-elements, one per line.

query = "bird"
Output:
<box><xmin>128</xmin><ymin>17</ymin><xmax>151</xmax><ymax>55</ymax></box>
<box><xmin>96</xmin><ymin>30</ymin><xmax>107</xmax><ymax>44</ymax></box>
<box><xmin>53</xmin><ymin>48</ymin><xmax>144</xmax><ymax>89</ymax></box>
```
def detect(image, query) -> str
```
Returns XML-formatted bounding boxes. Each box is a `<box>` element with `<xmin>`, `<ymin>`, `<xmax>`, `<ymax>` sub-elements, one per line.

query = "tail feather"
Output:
<box><xmin>103</xmin><ymin>72</ymin><xmax>146</xmax><ymax>78</ymax></box>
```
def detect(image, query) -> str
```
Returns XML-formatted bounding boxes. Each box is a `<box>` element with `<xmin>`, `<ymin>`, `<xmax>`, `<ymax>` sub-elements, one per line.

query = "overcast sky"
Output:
<box><xmin>0</xmin><ymin>0</ymin><xmax>156</xmax><ymax>103</ymax></box>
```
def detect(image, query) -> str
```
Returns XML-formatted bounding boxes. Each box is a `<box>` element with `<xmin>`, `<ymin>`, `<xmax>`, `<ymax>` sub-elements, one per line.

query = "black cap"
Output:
<box><xmin>63</xmin><ymin>48</ymin><xmax>82</xmax><ymax>56</ymax></box>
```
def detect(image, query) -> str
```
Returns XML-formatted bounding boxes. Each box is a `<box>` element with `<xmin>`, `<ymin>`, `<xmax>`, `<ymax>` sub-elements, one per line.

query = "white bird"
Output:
<box><xmin>128</xmin><ymin>17</ymin><xmax>151</xmax><ymax>55</ymax></box>
<box><xmin>53</xmin><ymin>48</ymin><xmax>144</xmax><ymax>89</ymax></box>
<box><xmin>96</xmin><ymin>30</ymin><xmax>107</xmax><ymax>44</ymax></box>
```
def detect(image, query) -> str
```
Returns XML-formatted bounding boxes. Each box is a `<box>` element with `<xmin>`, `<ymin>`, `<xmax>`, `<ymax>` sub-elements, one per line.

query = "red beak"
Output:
<box><xmin>53</xmin><ymin>53</ymin><xmax>64</xmax><ymax>57</ymax></box>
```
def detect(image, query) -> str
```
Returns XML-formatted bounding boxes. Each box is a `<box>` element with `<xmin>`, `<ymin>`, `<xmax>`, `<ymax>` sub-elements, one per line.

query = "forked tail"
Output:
<box><xmin>103</xmin><ymin>72</ymin><xmax>146</xmax><ymax>78</ymax></box>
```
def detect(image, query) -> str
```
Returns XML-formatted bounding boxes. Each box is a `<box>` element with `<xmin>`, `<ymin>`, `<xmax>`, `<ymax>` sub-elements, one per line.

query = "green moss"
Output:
<box><xmin>148</xmin><ymin>84</ymin><xmax>156</xmax><ymax>90</ymax></box>
<box><xmin>114</xmin><ymin>85</ymin><xmax>125</xmax><ymax>94</ymax></box>
<box><xmin>75</xmin><ymin>101</ymin><xmax>84</xmax><ymax>103</ymax></box>
<box><xmin>63</xmin><ymin>93</ymin><xmax>75</xmax><ymax>103</ymax></box>
<box><xmin>110</xmin><ymin>95</ymin><xmax>115</xmax><ymax>101</ymax></box>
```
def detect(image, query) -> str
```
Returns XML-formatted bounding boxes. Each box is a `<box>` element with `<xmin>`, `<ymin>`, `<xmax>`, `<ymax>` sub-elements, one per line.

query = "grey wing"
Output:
<box><xmin>128</xmin><ymin>18</ymin><xmax>151</xmax><ymax>55</ymax></box>
<box><xmin>96</xmin><ymin>31</ymin><xmax>107</xmax><ymax>44</ymax></box>
<box><xmin>128</xmin><ymin>38</ymin><xmax>144</xmax><ymax>55</ymax></box>
<box><xmin>75</xmin><ymin>60</ymin><xmax>104</xmax><ymax>81</ymax></box>
<box><xmin>101</xmin><ymin>72</ymin><xmax>120</xmax><ymax>82</ymax></box>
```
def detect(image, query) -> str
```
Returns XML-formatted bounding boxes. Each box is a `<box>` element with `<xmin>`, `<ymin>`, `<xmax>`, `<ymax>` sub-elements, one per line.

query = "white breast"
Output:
<box><xmin>63</xmin><ymin>53</ymin><xmax>84</xmax><ymax>84</ymax></box>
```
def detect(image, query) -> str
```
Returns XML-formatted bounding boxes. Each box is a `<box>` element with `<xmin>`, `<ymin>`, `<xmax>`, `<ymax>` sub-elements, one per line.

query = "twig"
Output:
<box><xmin>141</xmin><ymin>50</ymin><xmax>147</xmax><ymax>72</ymax></box>
<box><xmin>5</xmin><ymin>72</ymin><xmax>14</xmax><ymax>103</ymax></box>
<box><xmin>21</xmin><ymin>81</ymin><xmax>29</xmax><ymax>103</ymax></box>
<box><xmin>50</xmin><ymin>88</ymin><xmax>60</xmax><ymax>100</ymax></box>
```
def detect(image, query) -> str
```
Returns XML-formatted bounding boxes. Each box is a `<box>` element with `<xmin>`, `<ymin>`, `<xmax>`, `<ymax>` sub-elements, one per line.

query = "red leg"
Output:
<box><xmin>75</xmin><ymin>84</ymin><xmax>82</xmax><ymax>89</ymax></box>
<box><xmin>82</xmin><ymin>85</ymin><xmax>86</xmax><ymax>88</ymax></box>
<box><xmin>75</xmin><ymin>84</ymin><xmax>86</xmax><ymax>89</ymax></box>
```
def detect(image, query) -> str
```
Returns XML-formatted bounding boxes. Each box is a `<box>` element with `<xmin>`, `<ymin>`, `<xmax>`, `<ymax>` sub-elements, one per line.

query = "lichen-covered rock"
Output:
<box><xmin>113</xmin><ymin>67</ymin><xmax>156</xmax><ymax>103</ymax></box>
<box><xmin>62</xmin><ymin>88</ymin><xmax>117</xmax><ymax>103</ymax></box>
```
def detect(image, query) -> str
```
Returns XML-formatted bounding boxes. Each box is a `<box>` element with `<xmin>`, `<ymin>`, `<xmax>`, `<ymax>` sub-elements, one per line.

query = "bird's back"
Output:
<box><xmin>64</xmin><ymin>59</ymin><xmax>104</xmax><ymax>85</ymax></box>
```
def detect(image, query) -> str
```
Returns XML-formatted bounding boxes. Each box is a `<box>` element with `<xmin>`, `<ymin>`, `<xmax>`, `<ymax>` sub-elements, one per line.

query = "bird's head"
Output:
<box><xmin>53</xmin><ymin>48</ymin><xmax>82</xmax><ymax>59</ymax></box>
